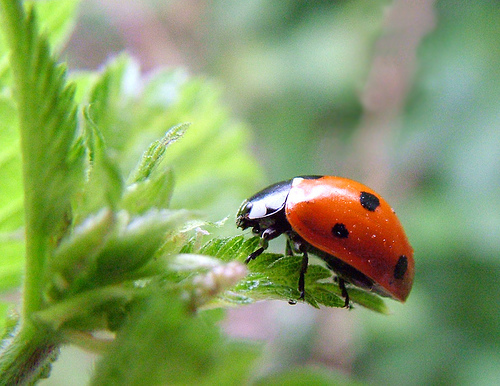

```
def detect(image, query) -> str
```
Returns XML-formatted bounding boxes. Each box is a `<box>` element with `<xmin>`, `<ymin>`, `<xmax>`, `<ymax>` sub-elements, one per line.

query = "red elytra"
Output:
<box><xmin>285</xmin><ymin>176</ymin><xmax>414</xmax><ymax>302</ymax></box>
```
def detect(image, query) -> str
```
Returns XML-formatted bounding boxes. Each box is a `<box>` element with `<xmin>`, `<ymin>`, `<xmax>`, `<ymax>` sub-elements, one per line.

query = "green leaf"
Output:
<box><xmin>91</xmin><ymin>292</ymin><xmax>260</xmax><ymax>385</ymax></box>
<box><xmin>45</xmin><ymin>209</ymin><xmax>115</xmax><ymax>302</ymax></box>
<box><xmin>244</xmin><ymin>251</ymin><xmax>388</xmax><ymax>313</ymax></box>
<box><xmin>0</xmin><ymin>0</ymin><xmax>80</xmax><ymax>89</ymax></box>
<box><xmin>120</xmin><ymin>123</ymin><xmax>189</xmax><ymax>214</ymax></box>
<box><xmin>48</xmin><ymin>208</ymin><xmax>190</xmax><ymax>300</ymax></box>
<box><xmin>28</xmin><ymin>0</ymin><xmax>80</xmax><ymax>53</ymax></box>
<box><xmin>33</xmin><ymin>284</ymin><xmax>135</xmax><ymax>332</ymax></box>
<box><xmin>127</xmin><ymin>122</ymin><xmax>189</xmax><ymax>184</ymax></box>
<box><xmin>73</xmin><ymin>55</ymin><xmax>263</xmax><ymax>219</ymax></box>
<box><xmin>192</xmin><ymin>236</ymin><xmax>389</xmax><ymax>312</ymax></box>
<box><xmin>2</xmin><ymin>5</ymin><xmax>84</xmax><ymax>239</ymax></box>
<box><xmin>93</xmin><ymin>209</ymin><xmax>190</xmax><ymax>285</ymax></box>
<box><xmin>198</xmin><ymin>235</ymin><xmax>260</xmax><ymax>262</ymax></box>
<box><xmin>73</xmin><ymin>111</ymin><xmax>123</xmax><ymax>221</ymax></box>
<box><xmin>121</xmin><ymin>167</ymin><xmax>175</xmax><ymax>214</ymax></box>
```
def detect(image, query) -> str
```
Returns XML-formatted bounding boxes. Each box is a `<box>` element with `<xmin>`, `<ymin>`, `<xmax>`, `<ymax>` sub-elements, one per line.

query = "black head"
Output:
<box><xmin>236</xmin><ymin>179</ymin><xmax>294</xmax><ymax>234</ymax></box>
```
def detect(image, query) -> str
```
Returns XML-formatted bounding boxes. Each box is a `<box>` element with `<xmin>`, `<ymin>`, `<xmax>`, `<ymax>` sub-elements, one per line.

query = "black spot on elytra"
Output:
<box><xmin>360</xmin><ymin>191</ymin><xmax>380</xmax><ymax>211</ymax></box>
<box><xmin>332</xmin><ymin>223</ymin><xmax>349</xmax><ymax>238</ymax></box>
<box><xmin>394</xmin><ymin>255</ymin><xmax>408</xmax><ymax>280</ymax></box>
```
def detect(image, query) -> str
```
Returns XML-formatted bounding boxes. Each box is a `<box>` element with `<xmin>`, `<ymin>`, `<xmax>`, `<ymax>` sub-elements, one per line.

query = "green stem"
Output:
<box><xmin>0</xmin><ymin>0</ymin><xmax>48</xmax><ymax>317</ymax></box>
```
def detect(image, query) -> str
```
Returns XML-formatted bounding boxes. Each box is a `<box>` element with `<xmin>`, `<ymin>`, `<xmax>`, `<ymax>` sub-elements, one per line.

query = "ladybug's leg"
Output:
<box><xmin>245</xmin><ymin>244</ymin><xmax>266</xmax><ymax>263</ymax></box>
<box><xmin>285</xmin><ymin>239</ymin><xmax>294</xmax><ymax>256</ymax></box>
<box><xmin>287</xmin><ymin>233</ymin><xmax>309</xmax><ymax>300</ymax></box>
<box><xmin>298</xmin><ymin>250</ymin><xmax>308</xmax><ymax>299</ymax></box>
<box><xmin>245</xmin><ymin>227</ymin><xmax>281</xmax><ymax>263</ymax></box>
<box><xmin>338</xmin><ymin>278</ymin><xmax>350</xmax><ymax>309</ymax></box>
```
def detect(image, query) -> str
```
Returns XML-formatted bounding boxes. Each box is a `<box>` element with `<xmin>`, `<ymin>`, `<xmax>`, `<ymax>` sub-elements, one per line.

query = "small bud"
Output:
<box><xmin>192</xmin><ymin>261</ymin><xmax>248</xmax><ymax>306</ymax></box>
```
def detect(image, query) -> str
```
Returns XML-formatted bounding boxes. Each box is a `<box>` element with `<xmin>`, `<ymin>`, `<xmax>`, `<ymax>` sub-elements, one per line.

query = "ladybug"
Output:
<box><xmin>236</xmin><ymin>176</ymin><xmax>414</xmax><ymax>307</ymax></box>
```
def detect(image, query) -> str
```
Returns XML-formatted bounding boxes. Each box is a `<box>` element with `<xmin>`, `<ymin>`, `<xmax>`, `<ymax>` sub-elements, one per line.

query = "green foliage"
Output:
<box><xmin>0</xmin><ymin>0</ymin><xmax>78</xmax><ymax>88</ymax></box>
<box><xmin>183</xmin><ymin>236</ymin><xmax>388</xmax><ymax>313</ymax></box>
<box><xmin>0</xmin><ymin>0</ymin><xmax>397</xmax><ymax>383</ymax></box>
<box><xmin>0</xmin><ymin>0</ymin><xmax>82</xmax><ymax>294</ymax></box>
<box><xmin>91</xmin><ymin>294</ymin><xmax>260</xmax><ymax>385</ymax></box>
<box><xmin>71</xmin><ymin>54</ymin><xmax>262</xmax><ymax>218</ymax></box>
<box><xmin>32</xmin><ymin>0</ymin><xmax>499</xmax><ymax>384</ymax></box>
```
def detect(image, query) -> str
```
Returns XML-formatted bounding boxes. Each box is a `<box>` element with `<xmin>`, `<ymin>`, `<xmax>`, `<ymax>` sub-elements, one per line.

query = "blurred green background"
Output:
<box><xmin>46</xmin><ymin>0</ymin><xmax>500</xmax><ymax>384</ymax></box>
